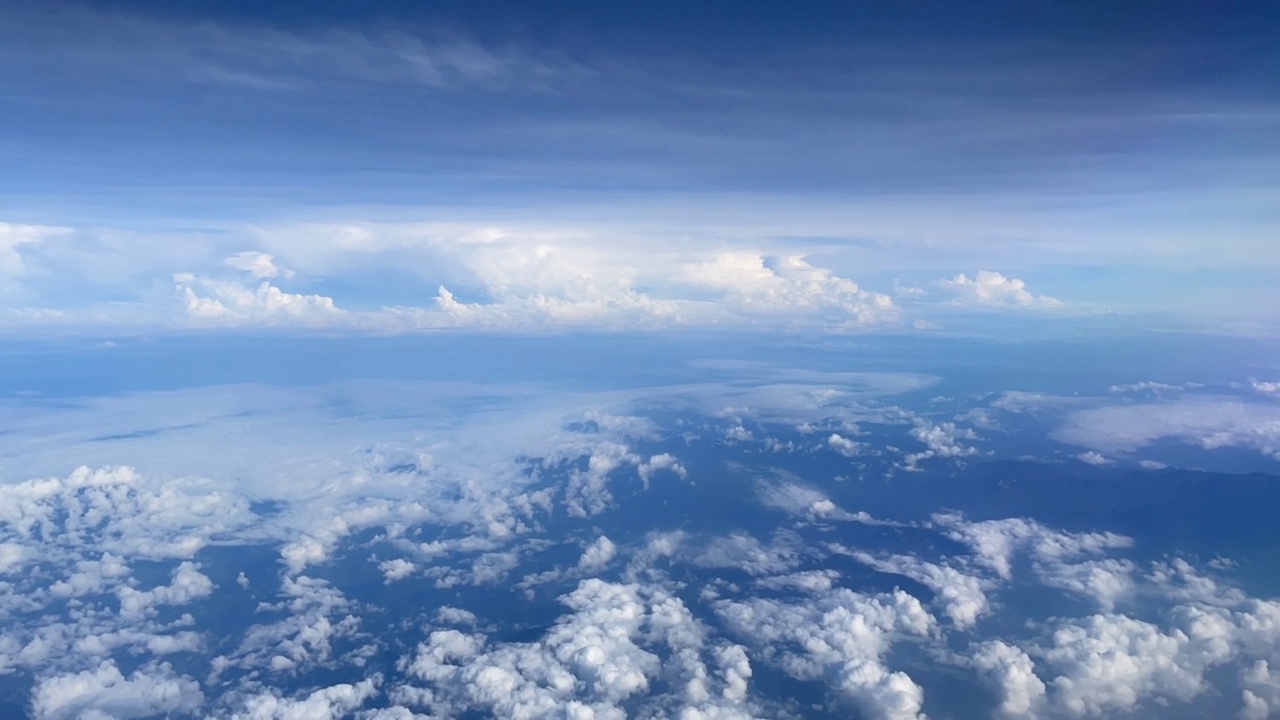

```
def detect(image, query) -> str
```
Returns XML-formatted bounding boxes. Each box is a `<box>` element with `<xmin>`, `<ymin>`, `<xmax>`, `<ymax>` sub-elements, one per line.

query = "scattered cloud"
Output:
<box><xmin>1055</xmin><ymin>397</ymin><xmax>1280</xmax><ymax>460</ymax></box>
<box><xmin>225</xmin><ymin>251</ymin><xmax>294</xmax><ymax>279</ymax></box>
<box><xmin>934</xmin><ymin>271</ymin><xmax>1061</xmax><ymax>308</ymax></box>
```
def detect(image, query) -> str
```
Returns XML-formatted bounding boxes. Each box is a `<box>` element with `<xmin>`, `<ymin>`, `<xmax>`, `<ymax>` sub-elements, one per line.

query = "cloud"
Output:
<box><xmin>970</xmin><ymin>641</ymin><xmax>1047</xmax><ymax>717</ymax></box>
<box><xmin>31</xmin><ymin>660</ymin><xmax>203</xmax><ymax>720</ymax></box>
<box><xmin>380</xmin><ymin>558</ymin><xmax>417</xmax><ymax>583</ymax></box>
<box><xmin>754</xmin><ymin>475</ymin><xmax>900</xmax><ymax>526</ymax></box>
<box><xmin>636</xmin><ymin>453</ymin><xmax>687</xmax><ymax>488</ymax></box>
<box><xmin>0</xmin><ymin>222</ymin><xmax>72</xmax><ymax>275</ymax></box>
<box><xmin>116</xmin><ymin>561</ymin><xmax>214</xmax><ymax>620</ymax></box>
<box><xmin>828</xmin><ymin>432</ymin><xmax>864</xmax><ymax>457</ymax></box>
<box><xmin>225</xmin><ymin>251</ymin><xmax>294</xmax><ymax>279</ymax></box>
<box><xmin>401</xmin><ymin>578</ymin><xmax>762</xmax><ymax>718</ymax></box>
<box><xmin>174</xmin><ymin>273</ymin><xmax>342</xmax><ymax>325</ymax></box>
<box><xmin>714</xmin><ymin>587</ymin><xmax>933</xmax><ymax>720</ymax></box>
<box><xmin>230</xmin><ymin>677</ymin><xmax>380</xmax><ymax>720</ymax></box>
<box><xmin>5</xmin><ymin>6</ymin><xmax>578</xmax><ymax>95</ymax></box>
<box><xmin>1107</xmin><ymin>381</ymin><xmax>1194</xmax><ymax>395</ymax></box>
<box><xmin>902</xmin><ymin>418</ymin><xmax>978</xmax><ymax>470</ymax></box>
<box><xmin>1037</xmin><ymin>611</ymin><xmax>1235</xmax><ymax>717</ymax></box>
<box><xmin>690</xmin><ymin>533</ymin><xmax>804</xmax><ymax>577</ymax></box>
<box><xmin>1054</xmin><ymin>397</ymin><xmax>1280</xmax><ymax>460</ymax></box>
<box><xmin>931</xmin><ymin>271</ymin><xmax>1062</xmax><ymax>308</ymax></box>
<box><xmin>1077</xmin><ymin>451</ymin><xmax>1110</xmax><ymax>465</ymax></box>
<box><xmin>932</xmin><ymin>513</ymin><xmax>1133</xmax><ymax>582</ymax></box>
<box><xmin>1250</xmin><ymin>378</ymin><xmax>1280</xmax><ymax>396</ymax></box>
<box><xmin>838</xmin><ymin>548</ymin><xmax>991</xmax><ymax>629</ymax></box>
<box><xmin>577</xmin><ymin>536</ymin><xmax>617</xmax><ymax>573</ymax></box>
<box><xmin>2</xmin><ymin>215</ymin><xmax>919</xmax><ymax>332</ymax></box>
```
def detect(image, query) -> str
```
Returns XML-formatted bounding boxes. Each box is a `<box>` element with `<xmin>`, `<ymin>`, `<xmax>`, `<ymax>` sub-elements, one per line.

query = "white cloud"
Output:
<box><xmin>637</xmin><ymin>453</ymin><xmax>687</xmax><ymax>488</ymax></box>
<box><xmin>902</xmin><ymin>418</ymin><xmax>978</xmax><ymax>470</ymax></box>
<box><xmin>828</xmin><ymin>432</ymin><xmax>864</xmax><ymax>457</ymax></box>
<box><xmin>715</xmin><ymin>587</ymin><xmax>933</xmax><ymax>720</ymax></box>
<box><xmin>31</xmin><ymin>660</ymin><xmax>203</xmax><ymax>720</ymax></box>
<box><xmin>1240</xmin><ymin>660</ymin><xmax>1280</xmax><ymax>720</ymax></box>
<box><xmin>402</xmin><ymin>578</ymin><xmax>761</xmax><ymax>718</ymax></box>
<box><xmin>1055</xmin><ymin>397</ymin><xmax>1280</xmax><ymax>460</ymax></box>
<box><xmin>0</xmin><ymin>222</ymin><xmax>72</xmax><ymax>275</ymax></box>
<box><xmin>1077</xmin><ymin>451</ymin><xmax>1109</xmax><ymax>465</ymax></box>
<box><xmin>970</xmin><ymin>640</ymin><xmax>1046</xmax><ymax>717</ymax></box>
<box><xmin>230</xmin><ymin>677</ymin><xmax>380</xmax><ymax>720</ymax></box>
<box><xmin>116</xmin><ymin>561</ymin><xmax>214</xmax><ymax>620</ymax></box>
<box><xmin>932</xmin><ymin>513</ymin><xmax>1133</xmax><ymax>581</ymax></box>
<box><xmin>1035</xmin><ymin>558</ymin><xmax>1136</xmax><ymax>612</ymax></box>
<box><xmin>838</xmin><ymin>548</ymin><xmax>991</xmax><ymax>629</ymax></box>
<box><xmin>932</xmin><ymin>270</ymin><xmax>1061</xmax><ymax>308</ymax></box>
<box><xmin>174</xmin><ymin>273</ymin><xmax>342</xmax><ymax>325</ymax></box>
<box><xmin>678</xmin><ymin>253</ymin><xmax>897</xmax><ymax>327</ymax></box>
<box><xmin>1037</xmin><ymin>611</ymin><xmax>1235</xmax><ymax>717</ymax></box>
<box><xmin>754</xmin><ymin>570</ymin><xmax>841</xmax><ymax>594</ymax></box>
<box><xmin>563</xmin><ymin>442</ymin><xmax>641</xmax><ymax>518</ymax></box>
<box><xmin>577</xmin><ymin>536</ymin><xmax>617</xmax><ymax>573</ymax></box>
<box><xmin>380</xmin><ymin>558</ymin><xmax>417</xmax><ymax>583</ymax></box>
<box><xmin>225</xmin><ymin>251</ymin><xmax>294</xmax><ymax>279</ymax></box>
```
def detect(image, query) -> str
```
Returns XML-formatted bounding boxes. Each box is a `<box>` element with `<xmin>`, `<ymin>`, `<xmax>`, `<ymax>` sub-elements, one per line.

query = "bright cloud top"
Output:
<box><xmin>0</xmin><ymin>218</ymin><xmax>1069</xmax><ymax>333</ymax></box>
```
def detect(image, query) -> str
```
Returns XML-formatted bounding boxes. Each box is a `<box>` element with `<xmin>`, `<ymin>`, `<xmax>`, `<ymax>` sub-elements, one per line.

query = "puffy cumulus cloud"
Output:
<box><xmin>228</xmin><ymin>677</ymin><xmax>380</xmax><ymax>720</ymax></box>
<box><xmin>31</xmin><ymin>660</ymin><xmax>202</xmax><ymax>720</ymax></box>
<box><xmin>1076</xmin><ymin>451</ymin><xmax>1109</xmax><ymax>465</ymax></box>
<box><xmin>970</xmin><ymin>640</ymin><xmax>1047</xmax><ymax>717</ymax></box>
<box><xmin>679</xmin><ymin>253</ymin><xmax>896</xmax><ymax>327</ymax></box>
<box><xmin>224</xmin><ymin>251</ymin><xmax>294</xmax><ymax>279</ymax></box>
<box><xmin>563</xmin><ymin>441</ymin><xmax>642</xmax><ymax>518</ymax></box>
<box><xmin>1240</xmin><ymin>660</ymin><xmax>1280</xmax><ymax>720</ymax></box>
<box><xmin>902</xmin><ymin>418</ymin><xmax>978</xmax><ymax>470</ymax></box>
<box><xmin>827</xmin><ymin>432</ymin><xmax>864</xmax><ymax>457</ymax></box>
<box><xmin>1035</xmin><ymin>558</ymin><xmax>1136</xmax><ymax>612</ymax></box>
<box><xmin>174</xmin><ymin>273</ymin><xmax>342</xmax><ymax>325</ymax></box>
<box><xmin>400</xmin><ymin>578</ymin><xmax>762</xmax><ymax>718</ymax></box>
<box><xmin>379</xmin><ymin>558</ymin><xmax>417</xmax><ymax>583</ymax></box>
<box><xmin>1036</xmin><ymin>611</ymin><xmax>1237</xmax><ymax>717</ymax></box>
<box><xmin>115</xmin><ymin>561</ymin><xmax>214</xmax><ymax>620</ymax></box>
<box><xmin>926</xmin><ymin>515</ymin><xmax>1280</xmax><ymax>718</ymax></box>
<box><xmin>637</xmin><ymin>453</ymin><xmax>688</xmax><ymax>488</ymax></box>
<box><xmin>1054</xmin><ymin>397</ymin><xmax>1280</xmax><ymax>460</ymax></box>
<box><xmin>714</xmin><ymin>587</ymin><xmax>934</xmax><ymax>720</ymax></box>
<box><xmin>837</xmin><ymin>548</ymin><xmax>991</xmax><ymax>629</ymax></box>
<box><xmin>577</xmin><ymin>535</ymin><xmax>618</xmax><ymax>573</ymax></box>
<box><xmin>0</xmin><ymin>465</ymin><xmax>257</xmax><ymax>567</ymax></box>
<box><xmin>212</xmin><ymin>574</ymin><xmax>361</xmax><ymax>678</ymax></box>
<box><xmin>930</xmin><ymin>270</ymin><xmax>1061</xmax><ymax>308</ymax></box>
<box><xmin>932</xmin><ymin>513</ymin><xmax>1133</xmax><ymax>582</ymax></box>
<box><xmin>249</xmin><ymin>222</ymin><xmax>899</xmax><ymax>332</ymax></box>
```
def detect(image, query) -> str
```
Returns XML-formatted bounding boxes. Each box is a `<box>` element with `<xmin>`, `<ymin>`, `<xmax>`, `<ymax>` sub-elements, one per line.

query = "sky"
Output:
<box><xmin>1</xmin><ymin>0</ymin><xmax>1277</xmax><ymax>334</ymax></box>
